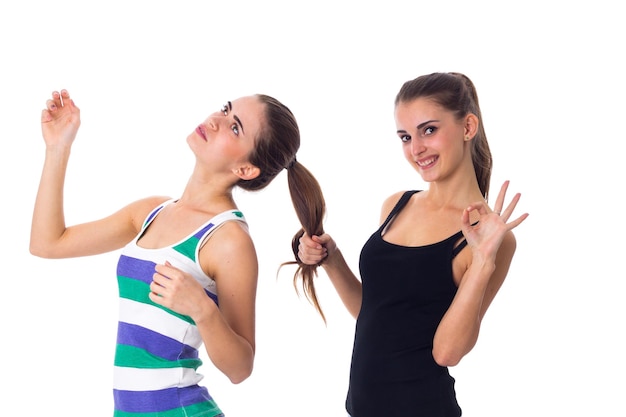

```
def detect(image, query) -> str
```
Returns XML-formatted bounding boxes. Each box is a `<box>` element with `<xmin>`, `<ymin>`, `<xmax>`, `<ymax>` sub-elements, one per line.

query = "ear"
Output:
<box><xmin>463</xmin><ymin>113</ymin><xmax>479</xmax><ymax>141</ymax></box>
<box><xmin>232</xmin><ymin>164</ymin><xmax>261</xmax><ymax>181</ymax></box>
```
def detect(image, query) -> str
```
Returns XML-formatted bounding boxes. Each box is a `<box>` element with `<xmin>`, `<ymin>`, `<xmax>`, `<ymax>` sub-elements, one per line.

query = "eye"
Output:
<box><xmin>231</xmin><ymin>123</ymin><xmax>239</xmax><ymax>135</ymax></box>
<box><xmin>423</xmin><ymin>126</ymin><xmax>436</xmax><ymax>136</ymax></box>
<box><xmin>400</xmin><ymin>134</ymin><xmax>411</xmax><ymax>143</ymax></box>
<box><xmin>221</xmin><ymin>104</ymin><xmax>228</xmax><ymax>116</ymax></box>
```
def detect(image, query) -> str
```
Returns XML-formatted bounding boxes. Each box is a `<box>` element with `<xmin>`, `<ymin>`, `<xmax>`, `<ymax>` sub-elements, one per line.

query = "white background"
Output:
<box><xmin>1</xmin><ymin>1</ymin><xmax>624</xmax><ymax>416</ymax></box>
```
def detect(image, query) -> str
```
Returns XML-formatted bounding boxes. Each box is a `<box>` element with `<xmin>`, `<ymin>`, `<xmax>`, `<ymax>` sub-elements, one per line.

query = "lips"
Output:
<box><xmin>196</xmin><ymin>125</ymin><xmax>207</xmax><ymax>141</ymax></box>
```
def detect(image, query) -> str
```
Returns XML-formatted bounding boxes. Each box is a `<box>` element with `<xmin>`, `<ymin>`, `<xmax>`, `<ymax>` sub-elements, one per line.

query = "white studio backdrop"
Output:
<box><xmin>1</xmin><ymin>1</ymin><xmax>623</xmax><ymax>416</ymax></box>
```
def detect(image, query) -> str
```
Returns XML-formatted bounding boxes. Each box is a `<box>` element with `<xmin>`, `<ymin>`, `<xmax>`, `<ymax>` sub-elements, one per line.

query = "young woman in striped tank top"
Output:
<box><xmin>30</xmin><ymin>89</ymin><xmax>327</xmax><ymax>416</ymax></box>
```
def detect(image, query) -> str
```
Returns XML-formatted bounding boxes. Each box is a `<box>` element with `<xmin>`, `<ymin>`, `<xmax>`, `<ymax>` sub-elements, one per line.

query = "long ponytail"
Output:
<box><xmin>282</xmin><ymin>159</ymin><xmax>328</xmax><ymax>322</ymax></box>
<box><xmin>239</xmin><ymin>94</ymin><xmax>327</xmax><ymax>321</ymax></box>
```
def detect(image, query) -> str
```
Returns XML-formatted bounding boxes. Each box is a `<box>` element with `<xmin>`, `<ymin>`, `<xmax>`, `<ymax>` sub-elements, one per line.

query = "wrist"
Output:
<box><xmin>322</xmin><ymin>247</ymin><xmax>343</xmax><ymax>269</ymax></box>
<box><xmin>469</xmin><ymin>256</ymin><xmax>496</xmax><ymax>278</ymax></box>
<box><xmin>191</xmin><ymin>296</ymin><xmax>219</xmax><ymax>326</ymax></box>
<box><xmin>45</xmin><ymin>143</ymin><xmax>72</xmax><ymax>157</ymax></box>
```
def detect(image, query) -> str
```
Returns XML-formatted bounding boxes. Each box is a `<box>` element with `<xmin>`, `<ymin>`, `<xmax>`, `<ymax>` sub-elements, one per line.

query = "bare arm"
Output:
<box><xmin>30</xmin><ymin>89</ymin><xmax>168</xmax><ymax>258</ymax></box>
<box><xmin>298</xmin><ymin>233</ymin><xmax>362</xmax><ymax>319</ymax></box>
<box><xmin>296</xmin><ymin>193</ymin><xmax>411</xmax><ymax>319</ymax></box>
<box><xmin>150</xmin><ymin>221</ymin><xmax>258</xmax><ymax>384</ymax></box>
<box><xmin>432</xmin><ymin>181</ymin><xmax>529</xmax><ymax>366</ymax></box>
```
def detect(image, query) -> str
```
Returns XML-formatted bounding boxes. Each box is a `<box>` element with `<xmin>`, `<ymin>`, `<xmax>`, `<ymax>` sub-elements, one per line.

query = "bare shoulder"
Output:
<box><xmin>123</xmin><ymin>195</ymin><xmax>172</xmax><ymax>229</ymax></box>
<box><xmin>130</xmin><ymin>195</ymin><xmax>173</xmax><ymax>211</ymax></box>
<box><xmin>212</xmin><ymin>220</ymin><xmax>255</xmax><ymax>252</ymax></box>
<box><xmin>201</xmin><ymin>220</ymin><xmax>258</xmax><ymax>280</ymax></box>
<box><xmin>379</xmin><ymin>190</ymin><xmax>413</xmax><ymax>224</ymax></box>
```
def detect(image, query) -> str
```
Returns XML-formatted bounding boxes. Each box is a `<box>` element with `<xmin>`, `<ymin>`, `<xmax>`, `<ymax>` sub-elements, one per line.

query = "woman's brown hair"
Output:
<box><xmin>239</xmin><ymin>94</ymin><xmax>327</xmax><ymax>321</ymax></box>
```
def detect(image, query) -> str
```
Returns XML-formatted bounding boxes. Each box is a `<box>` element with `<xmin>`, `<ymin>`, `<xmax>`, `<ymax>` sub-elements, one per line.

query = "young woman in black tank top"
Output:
<box><xmin>295</xmin><ymin>72</ymin><xmax>529</xmax><ymax>416</ymax></box>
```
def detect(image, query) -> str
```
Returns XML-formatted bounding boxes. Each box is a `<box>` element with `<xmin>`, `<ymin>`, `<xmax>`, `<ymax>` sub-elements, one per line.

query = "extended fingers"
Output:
<box><xmin>507</xmin><ymin>212</ymin><xmax>529</xmax><ymax>230</ymax></box>
<box><xmin>492</xmin><ymin>181</ymin><xmax>529</xmax><ymax>222</ymax></box>
<box><xmin>492</xmin><ymin>180</ymin><xmax>510</xmax><ymax>214</ymax></box>
<box><xmin>492</xmin><ymin>181</ymin><xmax>529</xmax><ymax>230</ymax></box>
<box><xmin>502</xmin><ymin>192</ymin><xmax>529</xmax><ymax>229</ymax></box>
<box><xmin>500</xmin><ymin>192</ymin><xmax>521</xmax><ymax>221</ymax></box>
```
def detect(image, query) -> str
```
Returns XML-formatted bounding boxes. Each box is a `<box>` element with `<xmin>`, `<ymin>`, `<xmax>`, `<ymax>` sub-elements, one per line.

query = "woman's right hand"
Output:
<box><xmin>41</xmin><ymin>89</ymin><xmax>81</xmax><ymax>147</ymax></box>
<box><xmin>298</xmin><ymin>232</ymin><xmax>335</xmax><ymax>265</ymax></box>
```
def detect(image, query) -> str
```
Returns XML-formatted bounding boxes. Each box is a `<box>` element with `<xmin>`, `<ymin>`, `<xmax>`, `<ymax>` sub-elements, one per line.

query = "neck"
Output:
<box><xmin>425</xmin><ymin>168</ymin><xmax>483</xmax><ymax>210</ymax></box>
<box><xmin>177</xmin><ymin>172</ymin><xmax>238</xmax><ymax>213</ymax></box>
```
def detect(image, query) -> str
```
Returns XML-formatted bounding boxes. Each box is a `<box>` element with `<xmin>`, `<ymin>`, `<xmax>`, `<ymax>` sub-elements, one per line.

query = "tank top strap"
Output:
<box><xmin>449</xmin><ymin>219</ymin><xmax>479</xmax><ymax>259</ymax></box>
<box><xmin>141</xmin><ymin>199</ymin><xmax>177</xmax><ymax>231</ymax></box>
<box><xmin>450</xmin><ymin>231</ymin><xmax>467</xmax><ymax>259</ymax></box>
<box><xmin>379</xmin><ymin>190</ymin><xmax>420</xmax><ymax>231</ymax></box>
<box><xmin>193</xmin><ymin>209</ymin><xmax>247</xmax><ymax>256</ymax></box>
<box><xmin>196</xmin><ymin>210</ymin><xmax>247</xmax><ymax>242</ymax></box>
<box><xmin>169</xmin><ymin>210</ymin><xmax>246</xmax><ymax>263</ymax></box>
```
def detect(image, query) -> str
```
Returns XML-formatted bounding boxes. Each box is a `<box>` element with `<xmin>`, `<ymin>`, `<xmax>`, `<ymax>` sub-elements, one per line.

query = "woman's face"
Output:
<box><xmin>188</xmin><ymin>95</ymin><xmax>264</xmax><ymax>175</ymax></box>
<box><xmin>395</xmin><ymin>97</ymin><xmax>468</xmax><ymax>183</ymax></box>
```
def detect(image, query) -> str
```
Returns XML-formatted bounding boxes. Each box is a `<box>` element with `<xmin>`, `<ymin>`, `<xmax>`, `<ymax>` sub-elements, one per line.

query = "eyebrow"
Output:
<box><xmin>233</xmin><ymin>115</ymin><xmax>245</xmax><ymax>135</ymax></box>
<box><xmin>227</xmin><ymin>101</ymin><xmax>245</xmax><ymax>135</ymax></box>
<box><xmin>417</xmin><ymin>119</ymin><xmax>438</xmax><ymax>130</ymax></box>
<box><xmin>397</xmin><ymin>119</ymin><xmax>439</xmax><ymax>135</ymax></box>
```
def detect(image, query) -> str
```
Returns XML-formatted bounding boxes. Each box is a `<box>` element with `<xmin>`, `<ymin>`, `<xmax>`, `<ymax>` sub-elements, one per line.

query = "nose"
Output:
<box><xmin>410</xmin><ymin>137</ymin><xmax>426</xmax><ymax>156</ymax></box>
<box><xmin>206</xmin><ymin>117</ymin><xmax>218</xmax><ymax>131</ymax></box>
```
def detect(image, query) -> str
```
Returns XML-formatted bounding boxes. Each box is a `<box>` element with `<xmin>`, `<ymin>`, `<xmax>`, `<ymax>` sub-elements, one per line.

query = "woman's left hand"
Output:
<box><xmin>461</xmin><ymin>180</ymin><xmax>529</xmax><ymax>262</ymax></box>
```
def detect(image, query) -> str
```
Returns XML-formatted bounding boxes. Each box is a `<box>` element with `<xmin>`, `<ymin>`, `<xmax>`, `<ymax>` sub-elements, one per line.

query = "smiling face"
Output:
<box><xmin>395</xmin><ymin>97</ymin><xmax>474</xmax><ymax>184</ymax></box>
<box><xmin>187</xmin><ymin>95</ymin><xmax>264</xmax><ymax>181</ymax></box>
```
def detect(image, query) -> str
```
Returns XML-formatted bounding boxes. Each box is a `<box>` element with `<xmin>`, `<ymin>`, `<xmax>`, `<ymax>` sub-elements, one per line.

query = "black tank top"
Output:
<box><xmin>346</xmin><ymin>191</ymin><xmax>464</xmax><ymax>416</ymax></box>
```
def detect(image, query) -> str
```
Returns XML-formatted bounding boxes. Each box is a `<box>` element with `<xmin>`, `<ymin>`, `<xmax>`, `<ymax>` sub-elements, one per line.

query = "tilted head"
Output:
<box><xmin>395</xmin><ymin>72</ymin><xmax>492</xmax><ymax>200</ymax></box>
<box><xmin>237</xmin><ymin>94</ymin><xmax>300</xmax><ymax>191</ymax></box>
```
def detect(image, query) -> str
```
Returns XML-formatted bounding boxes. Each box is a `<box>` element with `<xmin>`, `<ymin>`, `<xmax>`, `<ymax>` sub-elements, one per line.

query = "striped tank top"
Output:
<box><xmin>114</xmin><ymin>199</ymin><xmax>247</xmax><ymax>417</ymax></box>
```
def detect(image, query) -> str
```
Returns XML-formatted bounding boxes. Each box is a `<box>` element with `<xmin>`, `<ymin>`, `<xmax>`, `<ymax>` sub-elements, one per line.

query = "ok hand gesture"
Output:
<box><xmin>462</xmin><ymin>180</ymin><xmax>529</xmax><ymax>263</ymax></box>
